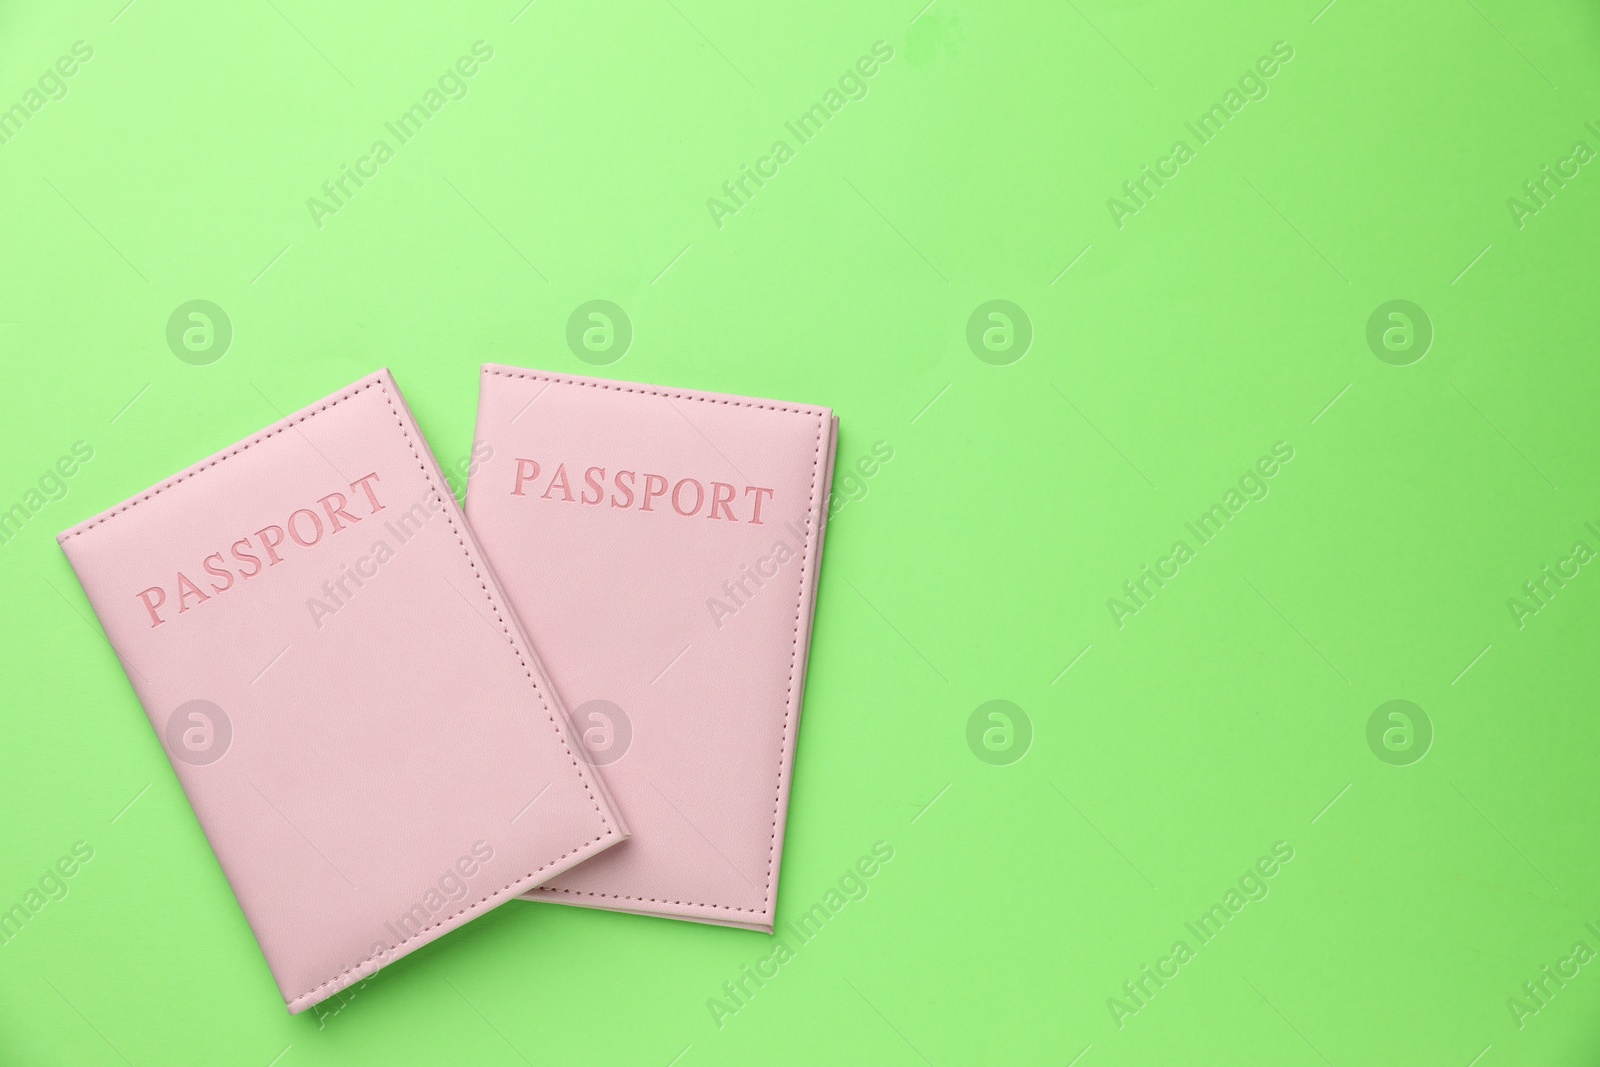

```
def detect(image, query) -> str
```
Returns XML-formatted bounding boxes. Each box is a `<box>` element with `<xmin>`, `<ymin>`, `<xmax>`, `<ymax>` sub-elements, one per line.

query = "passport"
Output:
<box><xmin>56</xmin><ymin>369</ymin><xmax>626</xmax><ymax>1012</ymax></box>
<box><xmin>467</xmin><ymin>365</ymin><xmax>836</xmax><ymax>931</ymax></box>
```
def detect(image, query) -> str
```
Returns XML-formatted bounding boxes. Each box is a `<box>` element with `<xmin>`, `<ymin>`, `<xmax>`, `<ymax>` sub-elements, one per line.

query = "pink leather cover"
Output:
<box><xmin>56</xmin><ymin>369</ymin><xmax>626</xmax><ymax>1013</ymax></box>
<box><xmin>466</xmin><ymin>365</ymin><xmax>836</xmax><ymax>931</ymax></box>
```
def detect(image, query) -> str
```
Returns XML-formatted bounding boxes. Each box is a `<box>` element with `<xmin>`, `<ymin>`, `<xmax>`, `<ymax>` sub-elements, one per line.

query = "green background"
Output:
<box><xmin>3</xmin><ymin>0</ymin><xmax>1599</xmax><ymax>1062</ymax></box>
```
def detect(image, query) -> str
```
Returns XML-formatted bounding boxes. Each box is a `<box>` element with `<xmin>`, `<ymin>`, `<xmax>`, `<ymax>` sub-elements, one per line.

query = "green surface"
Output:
<box><xmin>2</xmin><ymin>0</ymin><xmax>1599</xmax><ymax>1062</ymax></box>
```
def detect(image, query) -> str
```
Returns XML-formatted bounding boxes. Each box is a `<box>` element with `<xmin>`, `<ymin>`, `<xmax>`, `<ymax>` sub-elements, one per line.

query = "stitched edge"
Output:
<box><xmin>484</xmin><ymin>366</ymin><xmax>828</xmax><ymax>917</ymax></box>
<box><xmin>532</xmin><ymin>885</ymin><xmax>765</xmax><ymax>913</ymax></box>
<box><xmin>482</xmin><ymin>366</ymin><xmax>826</xmax><ymax>418</ymax></box>
<box><xmin>59</xmin><ymin>381</ymin><xmax>386</xmax><ymax>543</ymax></box>
<box><xmin>370</xmin><ymin>378</ymin><xmax>612</xmax><ymax>828</ymax></box>
<box><xmin>60</xmin><ymin>372</ymin><xmax>619</xmax><ymax>1007</ymax></box>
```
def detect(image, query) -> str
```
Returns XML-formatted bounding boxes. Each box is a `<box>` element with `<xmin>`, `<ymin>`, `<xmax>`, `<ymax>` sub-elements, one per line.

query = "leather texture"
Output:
<box><xmin>467</xmin><ymin>365</ymin><xmax>836</xmax><ymax>931</ymax></box>
<box><xmin>56</xmin><ymin>369</ymin><xmax>627</xmax><ymax>1013</ymax></box>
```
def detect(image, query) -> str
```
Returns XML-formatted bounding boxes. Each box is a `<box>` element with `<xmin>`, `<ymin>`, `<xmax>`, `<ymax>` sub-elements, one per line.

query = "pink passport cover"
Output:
<box><xmin>467</xmin><ymin>365</ymin><xmax>837</xmax><ymax>931</ymax></box>
<box><xmin>57</xmin><ymin>369</ymin><xmax>626</xmax><ymax>1012</ymax></box>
